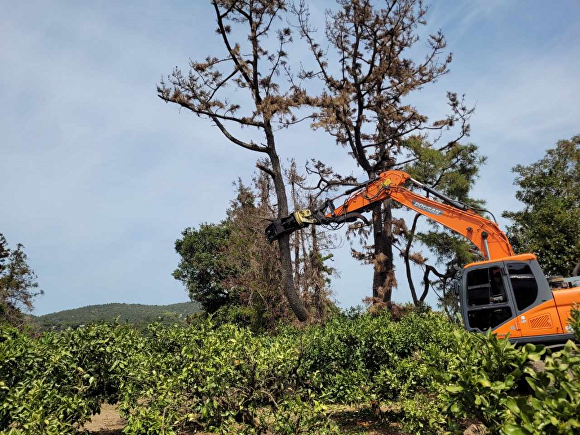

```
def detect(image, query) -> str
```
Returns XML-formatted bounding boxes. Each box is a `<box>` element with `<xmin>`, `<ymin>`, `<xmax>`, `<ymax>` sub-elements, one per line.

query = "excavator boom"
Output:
<box><xmin>266</xmin><ymin>170</ymin><xmax>514</xmax><ymax>260</ymax></box>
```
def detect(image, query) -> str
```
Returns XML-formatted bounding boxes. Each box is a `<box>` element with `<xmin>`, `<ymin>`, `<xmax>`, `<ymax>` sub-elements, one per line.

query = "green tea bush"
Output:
<box><xmin>251</xmin><ymin>396</ymin><xmax>339</xmax><ymax>435</ymax></box>
<box><xmin>571</xmin><ymin>304</ymin><xmax>580</xmax><ymax>342</ymax></box>
<box><xmin>443</xmin><ymin>329</ymin><xmax>544</xmax><ymax>433</ymax></box>
<box><xmin>398</xmin><ymin>392</ymin><xmax>447</xmax><ymax>435</ymax></box>
<box><xmin>120</xmin><ymin>321</ymin><xmax>306</xmax><ymax>434</ymax></box>
<box><xmin>297</xmin><ymin>314</ymin><xmax>374</xmax><ymax>403</ymax></box>
<box><xmin>372</xmin><ymin>354</ymin><xmax>432</xmax><ymax>400</ymax></box>
<box><xmin>117</xmin><ymin>311</ymin><xmax>460</xmax><ymax>433</ymax></box>
<box><xmin>0</xmin><ymin>323</ymin><xmax>143</xmax><ymax>433</ymax></box>
<box><xmin>443</xmin><ymin>326</ymin><xmax>580</xmax><ymax>434</ymax></box>
<box><xmin>4</xmin><ymin>307</ymin><xmax>577</xmax><ymax>434</ymax></box>
<box><xmin>297</xmin><ymin>311</ymin><xmax>458</xmax><ymax>405</ymax></box>
<box><xmin>502</xmin><ymin>340</ymin><xmax>580</xmax><ymax>434</ymax></box>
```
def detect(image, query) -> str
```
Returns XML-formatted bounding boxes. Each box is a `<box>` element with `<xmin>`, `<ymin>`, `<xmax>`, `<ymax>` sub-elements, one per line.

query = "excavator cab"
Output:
<box><xmin>459</xmin><ymin>254</ymin><xmax>557</xmax><ymax>342</ymax></box>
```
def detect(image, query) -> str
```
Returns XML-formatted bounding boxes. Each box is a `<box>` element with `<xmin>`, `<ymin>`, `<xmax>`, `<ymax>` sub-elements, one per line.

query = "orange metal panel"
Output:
<box><xmin>464</xmin><ymin>254</ymin><xmax>537</xmax><ymax>270</ymax></box>
<box><xmin>492</xmin><ymin>291</ymin><xmax>580</xmax><ymax>341</ymax></box>
<box><xmin>553</xmin><ymin>287</ymin><xmax>580</xmax><ymax>333</ymax></box>
<box><xmin>493</xmin><ymin>316</ymin><xmax>521</xmax><ymax>340</ymax></box>
<box><xmin>512</xmin><ymin>299</ymin><xmax>563</xmax><ymax>338</ymax></box>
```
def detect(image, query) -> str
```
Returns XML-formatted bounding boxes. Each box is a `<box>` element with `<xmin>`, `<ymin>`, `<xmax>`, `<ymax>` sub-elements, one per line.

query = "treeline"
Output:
<box><xmin>32</xmin><ymin>302</ymin><xmax>202</xmax><ymax>331</ymax></box>
<box><xmin>1</xmin><ymin>309</ymin><xmax>579</xmax><ymax>434</ymax></box>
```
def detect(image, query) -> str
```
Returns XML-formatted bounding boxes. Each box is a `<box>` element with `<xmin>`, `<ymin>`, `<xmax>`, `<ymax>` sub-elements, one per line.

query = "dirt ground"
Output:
<box><xmin>82</xmin><ymin>404</ymin><xmax>213</xmax><ymax>435</ymax></box>
<box><xmin>82</xmin><ymin>404</ymin><xmax>125</xmax><ymax>434</ymax></box>
<box><xmin>82</xmin><ymin>403</ymin><xmax>405</xmax><ymax>434</ymax></box>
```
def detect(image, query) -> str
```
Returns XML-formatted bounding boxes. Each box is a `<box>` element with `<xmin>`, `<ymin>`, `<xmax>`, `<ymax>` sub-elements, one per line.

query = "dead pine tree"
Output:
<box><xmin>294</xmin><ymin>0</ymin><xmax>473</xmax><ymax>306</ymax></box>
<box><xmin>158</xmin><ymin>0</ymin><xmax>310</xmax><ymax>321</ymax></box>
<box><xmin>286</xmin><ymin>160</ymin><xmax>337</xmax><ymax>321</ymax></box>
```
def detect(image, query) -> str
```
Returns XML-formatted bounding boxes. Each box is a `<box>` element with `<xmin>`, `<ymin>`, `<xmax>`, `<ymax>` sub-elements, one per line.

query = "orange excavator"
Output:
<box><xmin>265</xmin><ymin>170</ymin><xmax>580</xmax><ymax>344</ymax></box>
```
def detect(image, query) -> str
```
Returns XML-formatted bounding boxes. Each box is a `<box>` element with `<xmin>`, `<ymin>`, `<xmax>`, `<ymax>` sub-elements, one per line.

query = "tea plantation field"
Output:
<box><xmin>1</xmin><ymin>310</ymin><xmax>579</xmax><ymax>434</ymax></box>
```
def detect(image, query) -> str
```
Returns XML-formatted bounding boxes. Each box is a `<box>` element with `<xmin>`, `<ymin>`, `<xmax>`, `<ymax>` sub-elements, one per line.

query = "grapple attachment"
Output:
<box><xmin>265</xmin><ymin>210</ymin><xmax>315</xmax><ymax>243</ymax></box>
<box><xmin>265</xmin><ymin>209</ymin><xmax>368</xmax><ymax>242</ymax></box>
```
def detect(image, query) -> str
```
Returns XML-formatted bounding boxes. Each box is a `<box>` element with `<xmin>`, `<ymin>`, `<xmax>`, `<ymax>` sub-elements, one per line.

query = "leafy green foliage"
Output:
<box><xmin>298</xmin><ymin>311</ymin><xmax>457</xmax><ymax>404</ymax></box>
<box><xmin>503</xmin><ymin>135</ymin><xmax>580</xmax><ymax>276</ymax></box>
<box><xmin>503</xmin><ymin>341</ymin><xmax>580</xmax><ymax>434</ymax></box>
<box><xmin>0</xmin><ymin>323</ymin><xmax>144</xmax><ymax>433</ymax></box>
<box><xmin>260</xmin><ymin>396</ymin><xmax>339</xmax><ymax>435</ymax></box>
<box><xmin>121</xmin><ymin>322</ymin><xmax>306</xmax><ymax>433</ymax></box>
<box><xmin>173</xmin><ymin>223</ymin><xmax>236</xmax><ymax>313</ymax></box>
<box><xmin>442</xmin><ymin>328</ymin><xmax>580</xmax><ymax>434</ymax></box>
<box><xmin>398</xmin><ymin>393</ymin><xmax>446</xmax><ymax>435</ymax></box>
<box><xmin>444</xmin><ymin>329</ymin><xmax>544</xmax><ymax>433</ymax></box>
<box><xmin>0</xmin><ymin>233</ymin><xmax>42</xmax><ymax>327</ymax></box>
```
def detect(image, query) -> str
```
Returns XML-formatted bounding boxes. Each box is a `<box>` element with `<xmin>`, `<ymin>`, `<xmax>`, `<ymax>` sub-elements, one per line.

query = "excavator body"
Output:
<box><xmin>457</xmin><ymin>254</ymin><xmax>579</xmax><ymax>344</ymax></box>
<box><xmin>265</xmin><ymin>169</ymin><xmax>580</xmax><ymax>344</ymax></box>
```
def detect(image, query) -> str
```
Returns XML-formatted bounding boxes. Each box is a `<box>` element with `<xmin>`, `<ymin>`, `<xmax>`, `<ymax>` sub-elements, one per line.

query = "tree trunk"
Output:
<box><xmin>300</xmin><ymin>229</ymin><xmax>308</xmax><ymax>296</ymax></box>
<box><xmin>573</xmin><ymin>260</ymin><xmax>580</xmax><ymax>277</ymax></box>
<box><xmin>368</xmin><ymin>135</ymin><xmax>395</xmax><ymax>305</ymax></box>
<box><xmin>371</xmin><ymin>203</ymin><xmax>384</xmax><ymax>300</ymax></box>
<box><xmin>266</xmin><ymin>126</ymin><xmax>309</xmax><ymax>322</ymax></box>
<box><xmin>404</xmin><ymin>214</ymin><xmax>421</xmax><ymax>306</ymax></box>
<box><xmin>290</xmin><ymin>181</ymin><xmax>301</xmax><ymax>286</ymax></box>
<box><xmin>371</xmin><ymin>201</ymin><xmax>394</xmax><ymax>303</ymax></box>
<box><xmin>311</xmin><ymin>225</ymin><xmax>324</xmax><ymax>320</ymax></box>
<box><xmin>278</xmin><ymin>234</ymin><xmax>308</xmax><ymax>321</ymax></box>
<box><xmin>382</xmin><ymin>200</ymin><xmax>394</xmax><ymax>303</ymax></box>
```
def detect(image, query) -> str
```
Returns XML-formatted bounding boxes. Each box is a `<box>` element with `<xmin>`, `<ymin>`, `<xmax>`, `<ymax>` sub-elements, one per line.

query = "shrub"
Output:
<box><xmin>0</xmin><ymin>323</ymin><xmax>143</xmax><ymax>433</ymax></box>
<box><xmin>399</xmin><ymin>392</ymin><xmax>447</xmax><ymax>435</ymax></box>
<box><xmin>570</xmin><ymin>304</ymin><xmax>580</xmax><ymax>342</ymax></box>
<box><xmin>443</xmin><ymin>329</ymin><xmax>544</xmax><ymax>433</ymax></box>
<box><xmin>6</xmin><ymin>308</ymin><xmax>577</xmax><ymax>434</ymax></box>
<box><xmin>372</xmin><ymin>354</ymin><xmax>432</xmax><ymax>400</ymax></box>
<box><xmin>297</xmin><ymin>315</ymin><xmax>373</xmax><ymax>403</ymax></box>
<box><xmin>502</xmin><ymin>340</ymin><xmax>580</xmax><ymax>434</ymax></box>
<box><xmin>254</xmin><ymin>396</ymin><xmax>339</xmax><ymax>435</ymax></box>
<box><xmin>120</xmin><ymin>321</ymin><xmax>304</xmax><ymax>433</ymax></box>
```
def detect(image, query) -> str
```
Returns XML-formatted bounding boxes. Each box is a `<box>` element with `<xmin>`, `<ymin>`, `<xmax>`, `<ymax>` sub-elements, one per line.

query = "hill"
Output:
<box><xmin>33</xmin><ymin>302</ymin><xmax>202</xmax><ymax>330</ymax></box>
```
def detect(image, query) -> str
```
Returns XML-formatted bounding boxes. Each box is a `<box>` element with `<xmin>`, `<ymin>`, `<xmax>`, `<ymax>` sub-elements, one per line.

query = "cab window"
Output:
<box><xmin>507</xmin><ymin>263</ymin><xmax>538</xmax><ymax>311</ymax></box>
<box><xmin>468</xmin><ymin>307</ymin><xmax>512</xmax><ymax>332</ymax></box>
<box><xmin>466</xmin><ymin>266</ymin><xmax>512</xmax><ymax>331</ymax></box>
<box><xmin>467</xmin><ymin>266</ymin><xmax>507</xmax><ymax>306</ymax></box>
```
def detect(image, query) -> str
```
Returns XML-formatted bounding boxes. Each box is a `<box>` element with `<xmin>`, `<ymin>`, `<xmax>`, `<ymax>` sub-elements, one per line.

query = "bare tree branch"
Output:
<box><xmin>210</xmin><ymin>115</ymin><xmax>269</xmax><ymax>153</ymax></box>
<box><xmin>256</xmin><ymin>162</ymin><xmax>276</xmax><ymax>179</ymax></box>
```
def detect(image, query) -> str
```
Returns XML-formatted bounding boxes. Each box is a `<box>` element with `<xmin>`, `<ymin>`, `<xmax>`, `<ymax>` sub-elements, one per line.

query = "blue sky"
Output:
<box><xmin>1</xmin><ymin>1</ymin><xmax>579</xmax><ymax>315</ymax></box>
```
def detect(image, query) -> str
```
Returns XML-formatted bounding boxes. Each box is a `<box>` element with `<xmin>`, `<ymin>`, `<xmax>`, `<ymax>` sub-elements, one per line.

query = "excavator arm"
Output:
<box><xmin>265</xmin><ymin>170</ymin><xmax>514</xmax><ymax>260</ymax></box>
